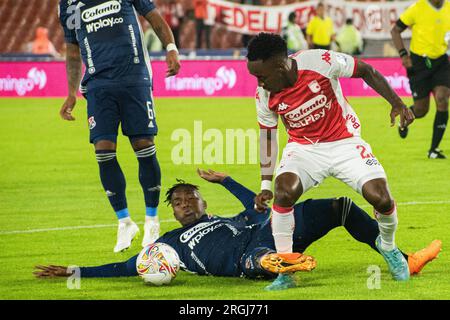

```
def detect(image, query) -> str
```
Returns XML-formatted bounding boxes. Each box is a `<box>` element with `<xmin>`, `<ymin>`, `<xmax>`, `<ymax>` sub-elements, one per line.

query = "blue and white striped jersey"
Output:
<box><xmin>58</xmin><ymin>0</ymin><xmax>156</xmax><ymax>92</ymax></box>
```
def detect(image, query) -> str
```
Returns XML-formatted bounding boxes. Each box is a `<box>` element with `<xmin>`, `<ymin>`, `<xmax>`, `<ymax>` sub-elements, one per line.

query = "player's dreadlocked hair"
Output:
<box><xmin>246</xmin><ymin>32</ymin><xmax>288</xmax><ymax>62</ymax></box>
<box><xmin>164</xmin><ymin>179</ymin><xmax>200</xmax><ymax>205</ymax></box>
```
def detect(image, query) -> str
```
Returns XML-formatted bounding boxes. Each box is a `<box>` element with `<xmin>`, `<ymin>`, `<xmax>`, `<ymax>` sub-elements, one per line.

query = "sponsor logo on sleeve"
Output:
<box><xmin>335</xmin><ymin>54</ymin><xmax>348</xmax><ymax>67</ymax></box>
<box><xmin>321</xmin><ymin>51</ymin><xmax>331</xmax><ymax>65</ymax></box>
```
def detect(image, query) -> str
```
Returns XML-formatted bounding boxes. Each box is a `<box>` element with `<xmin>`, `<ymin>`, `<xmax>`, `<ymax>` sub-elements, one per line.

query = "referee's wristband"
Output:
<box><xmin>166</xmin><ymin>43</ymin><xmax>178</xmax><ymax>53</ymax></box>
<box><xmin>261</xmin><ymin>180</ymin><xmax>272</xmax><ymax>191</ymax></box>
<box><xmin>398</xmin><ymin>48</ymin><xmax>408</xmax><ymax>58</ymax></box>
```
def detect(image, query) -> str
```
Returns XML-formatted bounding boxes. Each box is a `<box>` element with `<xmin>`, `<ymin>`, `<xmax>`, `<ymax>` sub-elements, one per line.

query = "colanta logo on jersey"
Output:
<box><xmin>180</xmin><ymin>221</ymin><xmax>221</xmax><ymax>243</ymax></box>
<box><xmin>0</xmin><ymin>68</ymin><xmax>47</xmax><ymax>96</ymax></box>
<box><xmin>283</xmin><ymin>94</ymin><xmax>333</xmax><ymax>129</ymax></box>
<box><xmin>81</xmin><ymin>1</ymin><xmax>121</xmax><ymax>22</ymax></box>
<box><xmin>82</xmin><ymin>0</ymin><xmax>124</xmax><ymax>33</ymax></box>
<box><xmin>180</xmin><ymin>221</ymin><xmax>224</xmax><ymax>250</ymax></box>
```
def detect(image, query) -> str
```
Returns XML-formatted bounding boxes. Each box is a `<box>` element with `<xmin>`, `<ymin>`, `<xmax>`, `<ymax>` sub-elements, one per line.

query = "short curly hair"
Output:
<box><xmin>246</xmin><ymin>32</ymin><xmax>288</xmax><ymax>62</ymax></box>
<box><xmin>164</xmin><ymin>179</ymin><xmax>200</xmax><ymax>205</ymax></box>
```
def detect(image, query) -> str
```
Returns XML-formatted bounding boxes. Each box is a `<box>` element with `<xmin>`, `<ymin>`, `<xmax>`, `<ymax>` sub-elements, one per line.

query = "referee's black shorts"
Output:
<box><xmin>408</xmin><ymin>52</ymin><xmax>450</xmax><ymax>100</ymax></box>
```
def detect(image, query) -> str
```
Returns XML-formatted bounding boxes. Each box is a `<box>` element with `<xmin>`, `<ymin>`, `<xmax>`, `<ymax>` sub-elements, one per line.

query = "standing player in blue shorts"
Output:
<box><xmin>58</xmin><ymin>0</ymin><xmax>181</xmax><ymax>252</ymax></box>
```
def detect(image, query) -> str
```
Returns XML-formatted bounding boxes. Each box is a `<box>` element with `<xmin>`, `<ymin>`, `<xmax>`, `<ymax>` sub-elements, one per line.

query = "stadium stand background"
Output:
<box><xmin>0</xmin><ymin>0</ymin><xmax>409</xmax><ymax>57</ymax></box>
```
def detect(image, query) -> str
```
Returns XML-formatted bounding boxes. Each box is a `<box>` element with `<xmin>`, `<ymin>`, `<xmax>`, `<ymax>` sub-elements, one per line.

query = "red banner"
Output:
<box><xmin>205</xmin><ymin>0</ymin><xmax>413</xmax><ymax>40</ymax></box>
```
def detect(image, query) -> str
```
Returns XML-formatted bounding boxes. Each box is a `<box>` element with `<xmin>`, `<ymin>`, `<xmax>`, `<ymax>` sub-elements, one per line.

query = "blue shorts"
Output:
<box><xmin>85</xmin><ymin>86</ymin><xmax>158</xmax><ymax>144</ymax></box>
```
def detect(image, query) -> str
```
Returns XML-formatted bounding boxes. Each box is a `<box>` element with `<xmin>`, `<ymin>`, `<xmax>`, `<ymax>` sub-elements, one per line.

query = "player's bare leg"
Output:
<box><xmin>272</xmin><ymin>172</ymin><xmax>303</xmax><ymax>253</ymax></box>
<box><xmin>95</xmin><ymin>140</ymin><xmax>139</xmax><ymax>252</ymax></box>
<box><xmin>399</xmin><ymin>96</ymin><xmax>429</xmax><ymax>138</ymax></box>
<box><xmin>429</xmin><ymin>86</ymin><xmax>449</xmax><ymax>159</ymax></box>
<box><xmin>362</xmin><ymin>178</ymin><xmax>409</xmax><ymax>280</ymax></box>
<box><xmin>130</xmin><ymin>137</ymin><xmax>161</xmax><ymax>247</ymax></box>
<box><xmin>265</xmin><ymin>172</ymin><xmax>303</xmax><ymax>291</ymax></box>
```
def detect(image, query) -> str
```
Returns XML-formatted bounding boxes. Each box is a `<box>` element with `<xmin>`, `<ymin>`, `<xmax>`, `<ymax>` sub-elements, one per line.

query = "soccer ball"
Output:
<box><xmin>136</xmin><ymin>242</ymin><xmax>180</xmax><ymax>286</ymax></box>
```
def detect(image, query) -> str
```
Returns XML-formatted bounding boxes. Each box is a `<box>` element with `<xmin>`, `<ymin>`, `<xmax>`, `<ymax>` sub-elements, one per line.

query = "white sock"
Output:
<box><xmin>145</xmin><ymin>215</ymin><xmax>159</xmax><ymax>223</ymax></box>
<box><xmin>375</xmin><ymin>206</ymin><xmax>398</xmax><ymax>251</ymax></box>
<box><xmin>271</xmin><ymin>206</ymin><xmax>295</xmax><ymax>253</ymax></box>
<box><xmin>118</xmin><ymin>217</ymin><xmax>132</xmax><ymax>225</ymax></box>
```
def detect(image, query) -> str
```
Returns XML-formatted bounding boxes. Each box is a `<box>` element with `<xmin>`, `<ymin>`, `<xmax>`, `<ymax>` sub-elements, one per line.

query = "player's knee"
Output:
<box><xmin>413</xmin><ymin>104</ymin><xmax>429</xmax><ymax>118</ymax></box>
<box><xmin>94</xmin><ymin>139</ymin><xmax>116</xmax><ymax>151</ymax></box>
<box><xmin>131</xmin><ymin>137</ymin><xmax>154</xmax><ymax>151</ymax></box>
<box><xmin>435</xmin><ymin>92</ymin><xmax>449</xmax><ymax>112</ymax></box>
<box><xmin>371</xmin><ymin>191</ymin><xmax>394</xmax><ymax>213</ymax></box>
<box><xmin>274</xmin><ymin>186</ymin><xmax>298</xmax><ymax>207</ymax></box>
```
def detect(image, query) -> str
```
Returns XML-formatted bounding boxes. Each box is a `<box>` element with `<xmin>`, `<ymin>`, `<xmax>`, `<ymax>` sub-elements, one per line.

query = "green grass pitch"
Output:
<box><xmin>0</xmin><ymin>96</ymin><xmax>448</xmax><ymax>300</ymax></box>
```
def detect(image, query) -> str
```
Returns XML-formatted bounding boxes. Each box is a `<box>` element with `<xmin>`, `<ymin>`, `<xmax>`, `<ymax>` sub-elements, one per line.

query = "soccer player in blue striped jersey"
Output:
<box><xmin>58</xmin><ymin>0</ymin><xmax>181</xmax><ymax>252</ymax></box>
<box><xmin>35</xmin><ymin>170</ymin><xmax>441</xmax><ymax>288</ymax></box>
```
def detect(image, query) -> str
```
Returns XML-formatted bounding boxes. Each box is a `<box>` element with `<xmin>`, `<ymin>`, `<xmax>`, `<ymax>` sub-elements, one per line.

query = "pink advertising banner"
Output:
<box><xmin>0</xmin><ymin>58</ymin><xmax>411</xmax><ymax>98</ymax></box>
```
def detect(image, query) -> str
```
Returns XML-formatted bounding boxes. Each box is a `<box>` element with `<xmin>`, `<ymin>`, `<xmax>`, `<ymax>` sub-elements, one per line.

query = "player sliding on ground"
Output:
<box><xmin>246</xmin><ymin>33</ymin><xmax>415</xmax><ymax>290</ymax></box>
<box><xmin>34</xmin><ymin>170</ymin><xmax>440</xmax><ymax>285</ymax></box>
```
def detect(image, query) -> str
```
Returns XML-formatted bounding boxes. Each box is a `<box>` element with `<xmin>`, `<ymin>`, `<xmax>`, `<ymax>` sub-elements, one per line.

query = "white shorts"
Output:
<box><xmin>276</xmin><ymin>137</ymin><xmax>387</xmax><ymax>194</ymax></box>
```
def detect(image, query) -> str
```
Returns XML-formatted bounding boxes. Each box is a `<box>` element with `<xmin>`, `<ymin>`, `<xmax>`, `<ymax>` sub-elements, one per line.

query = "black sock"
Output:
<box><xmin>341</xmin><ymin>198</ymin><xmax>380</xmax><ymax>252</ymax></box>
<box><xmin>95</xmin><ymin>150</ymin><xmax>127</xmax><ymax>213</ymax></box>
<box><xmin>135</xmin><ymin>145</ymin><xmax>161</xmax><ymax>212</ymax></box>
<box><xmin>431</xmin><ymin>111</ymin><xmax>448</xmax><ymax>151</ymax></box>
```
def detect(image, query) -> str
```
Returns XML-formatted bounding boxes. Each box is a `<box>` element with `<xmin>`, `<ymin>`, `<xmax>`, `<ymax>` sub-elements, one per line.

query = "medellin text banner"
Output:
<box><xmin>204</xmin><ymin>0</ymin><xmax>413</xmax><ymax>40</ymax></box>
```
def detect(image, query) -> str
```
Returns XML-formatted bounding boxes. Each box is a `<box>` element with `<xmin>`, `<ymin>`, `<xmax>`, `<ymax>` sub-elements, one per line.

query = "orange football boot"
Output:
<box><xmin>260</xmin><ymin>252</ymin><xmax>316</xmax><ymax>273</ymax></box>
<box><xmin>408</xmin><ymin>240</ymin><xmax>442</xmax><ymax>275</ymax></box>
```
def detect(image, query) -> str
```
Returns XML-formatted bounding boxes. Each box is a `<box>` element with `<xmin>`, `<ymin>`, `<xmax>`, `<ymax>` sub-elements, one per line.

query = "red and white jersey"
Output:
<box><xmin>256</xmin><ymin>50</ymin><xmax>362</xmax><ymax>145</ymax></box>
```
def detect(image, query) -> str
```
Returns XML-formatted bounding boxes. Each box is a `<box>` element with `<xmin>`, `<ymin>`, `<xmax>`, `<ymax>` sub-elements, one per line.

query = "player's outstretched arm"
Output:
<box><xmin>353</xmin><ymin>60</ymin><xmax>414</xmax><ymax>129</ymax></box>
<box><xmin>145</xmin><ymin>10</ymin><xmax>180</xmax><ymax>77</ymax></box>
<box><xmin>60</xmin><ymin>43</ymin><xmax>82</xmax><ymax>121</ymax></box>
<box><xmin>34</xmin><ymin>265</ymin><xmax>72</xmax><ymax>278</ymax></box>
<box><xmin>34</xmin><ymin>255</ymin><xmax>139</xmax><ymax>278</ymax></box>
<box><xmin>197</xmin><ymin>169</ymin><xmax>257</xmax><ymax>210</ymax></box>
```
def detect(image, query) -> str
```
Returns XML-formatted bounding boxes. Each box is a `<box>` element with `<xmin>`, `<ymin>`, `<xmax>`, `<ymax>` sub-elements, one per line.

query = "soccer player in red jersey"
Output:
<box><xmin>247</xmin><ymin>33</ymin><xmax>415</xmax><ymax>290</ymax></box>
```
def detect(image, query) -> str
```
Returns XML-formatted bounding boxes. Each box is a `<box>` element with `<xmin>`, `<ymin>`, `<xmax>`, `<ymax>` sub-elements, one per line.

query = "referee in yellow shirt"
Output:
<box><xmin>391</xmin><ymin>0</ymin><xmax>450</xmax><ymax>159</ymax></box>
<box><xmin>306</xmin><ymin>2</ymin><xmax>335</xmax><ymax>50</ymax></box>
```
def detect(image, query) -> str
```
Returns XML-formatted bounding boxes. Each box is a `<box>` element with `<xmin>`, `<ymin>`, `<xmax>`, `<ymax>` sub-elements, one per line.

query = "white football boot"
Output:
<box><xmin>113</xmin><ymin>221</ymin><xmax>140</xmax><ymax>253</ymax></box>
<box><xmin>142</xmin><ymin>217</ymin><xmax>160</xmax><ymax>247</ymax></box>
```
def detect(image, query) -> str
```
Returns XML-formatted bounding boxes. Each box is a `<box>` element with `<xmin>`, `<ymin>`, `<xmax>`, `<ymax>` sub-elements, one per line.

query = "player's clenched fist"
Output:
<box><xmin>254</xmin><ymin>190</ymin><xmax>273</xmax><ymax>212</ymax></box>
<box><xmin>60</xmin><ymin>96</ymin><xmax>76</xmax><ymax>121</ymax></box>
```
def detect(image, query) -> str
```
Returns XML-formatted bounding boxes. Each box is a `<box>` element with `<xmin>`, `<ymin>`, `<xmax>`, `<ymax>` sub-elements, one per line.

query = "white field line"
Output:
<box><xmin>1</xmin><ymin>199</ymin><xmax>449</xmax><ymax>236</ymax></box>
